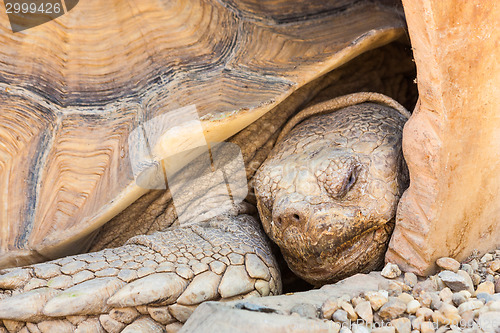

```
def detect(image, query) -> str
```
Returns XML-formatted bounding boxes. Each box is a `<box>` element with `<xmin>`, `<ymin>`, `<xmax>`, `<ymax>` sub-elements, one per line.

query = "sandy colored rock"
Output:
<box><xmin>435</xmin><ymin>258</ymin><xmax>460</xmax><ymax>273</ymax></box>
<box><xmin>397</xmin><ymin>293</ymin><xmax>414</xmax><ymax>305</ymax></box>
<box><xmin>415</xmin><ymin>307</ymin><xmax>433</xmax><ymax>320</ymax></box>
<box><xmin>365</xmin><ymin>291</ymin><xmax>389</xmax><ymax>311</ymax></box>
<box><xmin>438</xmin><ymin>288</ymin><xmax>453</xmax><ymax>304</ymax></box>
<box><xmin>390</xmin><ymin>317</ymin><xmax>411</xmax><ymax>333</ymax></box>
<box><xmin>321</xmin><ymin>298</ymin><xmax>339</xmax><ymax>320</ymax></box>
<box><xmin>404</xmin><ymin>273</ymin><xmax>417</xmax><ymax>288</ymax></box>
<box><xmin>475</xmin><ymin>281</ymin><xmax>495</xmax><ymax>295</ymax></box>
<box><xmin>340</xmin><ymin>301</ymin><xmax>357</xmax><ymax>321</ymax></box>
<box><xmin>490</xmin><ymin>260</ymin><xmax>500</xmax><ymax>272</ymax></box>
<box><xmin>378</xmin><ymin>297</ymin><xmax>406</xmax><ymax>320</ymax></box>
<box><xmin>387</xmin><ymin>0</ymin><xmax>500</xmax><ymax>275</ymax></box>
<box><xmin>355</xmin><ymin>301</ymin><xmax>373</xmax><ymax>324</ymax></box>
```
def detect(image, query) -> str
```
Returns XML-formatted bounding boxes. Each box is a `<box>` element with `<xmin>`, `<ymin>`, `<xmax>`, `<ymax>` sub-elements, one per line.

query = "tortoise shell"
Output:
<box><xmin>0</xmin><ymin>0</ymin><xmax>405</xmax><ymax>267</ymax></box>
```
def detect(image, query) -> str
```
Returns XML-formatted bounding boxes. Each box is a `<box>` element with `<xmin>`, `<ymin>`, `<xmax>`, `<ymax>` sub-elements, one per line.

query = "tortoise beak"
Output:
<box><xmin>261</xmin><ymin>197</ymin><xmax>394</xmax><ymax>285</ymax></box>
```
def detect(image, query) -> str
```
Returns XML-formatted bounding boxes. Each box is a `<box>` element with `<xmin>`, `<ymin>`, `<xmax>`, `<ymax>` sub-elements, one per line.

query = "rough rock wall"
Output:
<box><xmin>387</xmin><ymin>0</ymin><xmax>500</xmax><ymax>275</ymax></box>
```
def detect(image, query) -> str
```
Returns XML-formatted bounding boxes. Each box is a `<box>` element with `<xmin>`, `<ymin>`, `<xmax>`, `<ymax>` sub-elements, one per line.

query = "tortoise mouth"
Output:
<box><xmin>276</xmin><ymin>221</ymin><xmax>394</xmax><ymax>285</ymax></box>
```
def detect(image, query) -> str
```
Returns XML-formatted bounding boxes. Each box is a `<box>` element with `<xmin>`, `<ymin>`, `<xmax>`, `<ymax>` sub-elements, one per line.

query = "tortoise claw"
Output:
<box><xmin>0</xmin><ymin>288</ymin><xmax>59</xmax><ymax>321</ymax></box>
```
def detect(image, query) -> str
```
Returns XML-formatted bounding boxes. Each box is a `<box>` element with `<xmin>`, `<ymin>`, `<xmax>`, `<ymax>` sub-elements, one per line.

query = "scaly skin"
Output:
<box><xmin>254</xmin><ymin>94</ymin><xmax>409</xmax><ymax>286</ymax></box>
<box><xmin>0</xmin><ymin>206</ymin><xmax>280</xmax><ymax>332</ymax></box>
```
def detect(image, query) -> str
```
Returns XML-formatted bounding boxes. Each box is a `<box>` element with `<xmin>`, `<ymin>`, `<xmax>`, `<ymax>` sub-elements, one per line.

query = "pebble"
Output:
<box><xmin>390</xmin><ymin>317</ymin><xmax>411</xmax><ymax>333</ymax></box>
<box><xmin>469</xmin><ymin>259</ymin><xmax>479</xmax><ymax>271</ymax></box>
<box><xmin>452</xmin><ymin>292</ymin><xmax>467</xmax><ymax>306</ymax></box>
<box><xmin>236</xmin><ymin>248</ymin><xmax>500</xmax><ymax>333</ymax></box>
<box><xmin>355</xmin><ymin>301</ymin><xmax>373</xmax><ymax>324</ymax></box>
<box><xmin>490</xmin><ymin>260</ymin><xmax>500</xmax><ymax>272</ymax></box>
<box><xmin>475</xmin><ymin>281</ymin><xmax>494</xmax><ymax>295</ymax></box>
<box><xmin>322</xmin><ymin>298</ymin><xmax>339</xmax><ymax>319</ymax></box>
<box><xmin>332</xmin><ymin>309</ymin><xmax>349</xmax><ymax>323</ymax></box>
<box><xmin>419</xmin><ymin>321</ymin><xmax>435</xmax><ymax>333</ymax></box>
<box><xmin>456</xmin><ymin>270</ymin><xmax>474</xmax><ymax>293</ymax></box>
<box><xmin>365</xmin><ymin>291</ymin><xmax>389</xmax><ymax>311</ymax></box>
<box><xmin>475</xmin><ymin>292</ymin><xmax>492</xmax><ymax>303</ymax></box>
<box><xmin>438</xmin><ymin>270</ymin><xmax>474</xmax><ymax>292</ymax></box>
<box><xmin>340</xmin><ymin>301</ymin><xmax>358</xmax><ymax>320</ymax></box>
<box><xmin>460</xmin><ymin>263</ymin><xmax>473</xmax><ymax>275</ymax></box>
<box><xmin>438</xmin><ymin>288</ymin><xmax>453</xmax><ymax>304</ymax></box>
<box><xmin>406</xmin><ymin>300</ymin><xmax>421</xmax><ymax>314</ymax></box>
<box><xmin>382</xmin><ymin>263</ymin><xmax>402</xmax><ymax>279</ymax></box>
<box><xmin>378</xmin><ymin>297</ymin><xmax>406</xmax><ymax>320</ymax></box>
<box><xmin>481</xmin><ymin>253</ymin><xmax>493</xmax><ymax>263</ymax></box>
<box><xmin>415</xmin><ymin>307</ymin><xmax>433</xmax><ymax>320</ymax></box>
<box><xmin>398</xmin><ymin>293</ymin><xmax>414</xmax><ymax>305</ymax></box>
<box><xmin>457</xmin><ymin>300</ymin><xmax>483</xmax><ymax>314</ymax></box>
<box><xmin>436</xmin><ymin>257</ymin><xmax>460</xmax><ymax>272</ymax></box>
<box><xmin>471</xmin><ymin>273</ymin><xmax>481</xmax><ymax>286</ymax></box>
<box><xmin>404</xmin><ymin>273</ymin><xmax>418</xmax><ymax>288</ymax></box>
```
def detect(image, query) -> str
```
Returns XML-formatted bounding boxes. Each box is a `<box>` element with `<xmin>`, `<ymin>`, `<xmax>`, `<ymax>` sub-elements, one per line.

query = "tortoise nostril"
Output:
<box><xmin>274</xmin><ymin>216</ymin><xmax>282</xmax><ymax>227</ymax></box>
<box><xmin>292</xmin><ymin>213</ymin><xmax>300</xmax><ymax>222</ymax></box>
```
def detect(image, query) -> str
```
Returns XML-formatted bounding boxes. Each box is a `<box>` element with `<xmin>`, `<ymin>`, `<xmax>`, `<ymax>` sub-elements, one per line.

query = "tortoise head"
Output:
<box><xmin>254</xmin><ymin>102</ymin><xmax>409</xmax><ymax>285</ymax></box>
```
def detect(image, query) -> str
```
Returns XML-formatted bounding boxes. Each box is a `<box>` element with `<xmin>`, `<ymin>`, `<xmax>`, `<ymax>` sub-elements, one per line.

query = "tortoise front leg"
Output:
<box><xmin>0</xmin><ymin>213</ymin><xmax>280</xmax><ymax>332</ymax></box>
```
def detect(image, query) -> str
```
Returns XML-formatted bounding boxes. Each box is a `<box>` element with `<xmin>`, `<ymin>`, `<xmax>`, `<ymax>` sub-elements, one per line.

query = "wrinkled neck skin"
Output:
<box><xmin>254</xmin><ymin>103</ymin><xmax>409</xmax><ymax>286</ymax></box>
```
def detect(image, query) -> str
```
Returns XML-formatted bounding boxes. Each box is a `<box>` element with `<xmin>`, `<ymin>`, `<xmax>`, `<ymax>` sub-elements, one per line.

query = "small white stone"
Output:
<box><xmin>457</xmin><ymin>300</ymin><xmax>483</xmax><ymax>314</ymax></box>
<box><xmin>406</xmin><ymin>300</ymin><xmax>421</xmax><ymax>314</ymax></box>
<box><xmin>481</xmin><ymin>253</ymin><xmax>494</xmax><ymax>263</ymax></box>
<box><xmin>475</xmin><ymin>281</ymin><xmax>495</xmax><ymax>295</ymax></box>
<box><xmin>381</xmin><ymin>263</ymin><xmax>402</xmax><ymax>279</ymax></box>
